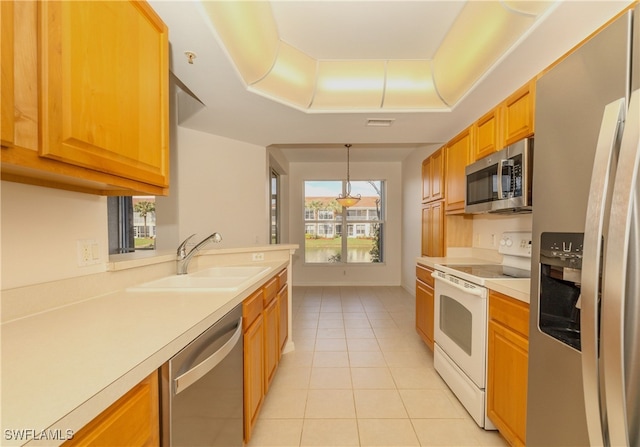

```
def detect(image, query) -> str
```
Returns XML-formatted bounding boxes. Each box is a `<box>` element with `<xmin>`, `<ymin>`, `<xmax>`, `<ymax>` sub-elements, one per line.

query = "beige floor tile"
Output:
<box><xmin>247</xmin><ymin>418</ymin><xmax>303</xmax><ymax>447</ymax></box>
<box><xmin>351</xmin><ymin>367</ymin><xmax>396</xmax><ymax>389</ymax></box>
<box><xmin>259</xmin><ymin>388</ymin><xmax>308</xmax><ymax>419</ymax></box>
<box><xmin>300</xmin><ymin>419</ymin><xmax>360</xmax><ymax>446</ymax></box>
<box><xmin>383</xmin><ymin>350</ymin><xmax>432</xmax><ymax>368</ymax></box>
<box><xmin>345</xmin><ymin>327</ymin><xmax>376</xmax><ymax>339</ymax></box>
<box><xmin>309</xmin><ymin>367</ymin><xmax>352</xmax><ymax>389</ymax></box>
<box><xmin>354</xmin><ymin>389</ymin><xmax>408</xmax><ymax>418</ymax></box>
<box><xmin>349</xmin><ymin>350</ymin><xmax>387</xmax><ymax>368</ymax></box>
<box><xmin>357</xmin><ymin>419</ymin><xmax>419</xmax><ymax>446</ymax></box>
<box><xmin>390</xmin><ymin>367</ymin><xmax>447</xmax><ymax>390</ymax></box>
<box><xmin>314</xmin><ymin>338</ymin><xmax>348</xmax><ymax>352</ymax></box>
<box><xmin>411</xmin><ymin>418</ymin><xmax>483</xmax><ymax>446</ymax></box>
<box><xmin>344</xmin><ymin>319</ymin><xmax>372</xmax><ymax>329</ymax></box>
<box><xmin>316</xmin><ymin>327</ymin><xmax>346</xmax><ymax>339</ymax></box>
<box><xmin>279</xmin><ymin>350</ymin><xmax>314</xmax><ymax>368</ymax></box>
<box><xmin>318</xmin><ymin>319</ymin><xmax>345</xmax><ymax>329</ymax></box>
<box><xmin>346</xmin><ymin>338</ymin><xmax>380</xmax><ymax>352</ymax></box>
<box><xmin>294</xmin><ymin>327</ymin><xmax>319</xmax><ymax>340</ymax></box>
<box><xmin>269</xmin><ymin>366</ymin><xmax>311</xmax><ymax>390</ymax></box>
<box><xmin>305</xmin><ymin>389</ymin><xmax>356</xmax><ymax>418</ymax></box>
<box><xmin>399</xmin><ymin>389</ymin><xmax>463</xmax><ymax>418</ymax></box>
<box><xmin>313</xmin><ymin>351</ymin><xmax>350</xmax><ymax>367</ymax></box>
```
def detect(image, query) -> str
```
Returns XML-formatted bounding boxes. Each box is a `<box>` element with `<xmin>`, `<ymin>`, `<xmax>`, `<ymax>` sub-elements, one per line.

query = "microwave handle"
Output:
<box><xmin>497</xmin><ymin>159</ymin><xmax>508</xmax><ymax>199</ymax></box>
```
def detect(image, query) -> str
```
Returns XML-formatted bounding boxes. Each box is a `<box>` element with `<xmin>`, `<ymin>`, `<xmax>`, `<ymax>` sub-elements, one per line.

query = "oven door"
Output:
<box><xmin>433</xmin><ymin>275</ymin><xmax>487</xmax><ymax>388</ymax></box>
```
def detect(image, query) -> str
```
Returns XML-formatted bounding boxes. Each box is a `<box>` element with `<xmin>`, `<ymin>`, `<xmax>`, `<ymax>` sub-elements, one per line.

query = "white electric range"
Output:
<box><xmin>432</xmin><ymin>231</ymin><xmax>532</xmax><ymax>429</ymax></box>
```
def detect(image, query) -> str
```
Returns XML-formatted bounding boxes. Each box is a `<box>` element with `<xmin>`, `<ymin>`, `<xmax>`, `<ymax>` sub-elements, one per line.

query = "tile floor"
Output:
<box><xmin>247</xmin><ymin>286</ymin><xmax>509</xmax><ymax>447</ymax></box>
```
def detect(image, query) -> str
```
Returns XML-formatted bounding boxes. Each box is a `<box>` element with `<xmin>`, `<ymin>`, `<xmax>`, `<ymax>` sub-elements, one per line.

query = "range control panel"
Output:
<box><xmin>498</xmin><ymin>231</ymin><xmax>532</xmax><ymax>257</ymax></box>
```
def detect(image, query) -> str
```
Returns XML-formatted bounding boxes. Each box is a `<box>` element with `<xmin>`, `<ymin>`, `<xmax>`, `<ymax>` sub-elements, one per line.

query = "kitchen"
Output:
<box><xmin>1</xmin><ymin>1</ymin><xmax>638</xmax><ymax>446</ymax></box>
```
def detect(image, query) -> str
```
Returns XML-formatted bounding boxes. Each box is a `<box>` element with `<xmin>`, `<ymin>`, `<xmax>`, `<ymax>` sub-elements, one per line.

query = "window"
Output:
<box><xmin>270</xmin><ymin>169</ymin><xmax>280</xmax><ymax>244</ymax></box>
<box><xmin>304</xmin><ymin>180</ymin><xmax>384</xmax><ymax>264</ymax></box>
<box><xmin>107</xmin><ymin>196</ymin><xmax>156</xmax><ymax>254</ymax></box>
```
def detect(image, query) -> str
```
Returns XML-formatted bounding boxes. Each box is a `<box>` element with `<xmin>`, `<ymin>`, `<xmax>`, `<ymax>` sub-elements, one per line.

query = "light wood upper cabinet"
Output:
<box><xmin>503</xmin><ymin>79</ymin><xmax>535</xmax><ymax>146</ymax></box>
<box><xmin>421</xmin><ymin>200</ymin><xmax>444</xmax><ymax>257</ymax></box>
<box><xmin>1</xmin><ymin>1</ymin><xmax>14</xmax><ymax>148</ymax></box>
<box><xmin>1</xmin><ymin>0</ymin><xmax>169</xmax><ymax>196</ymax></box>
<box><xmin>444</xmin><ymin>128</ymin><xmax>471</xmax><ymax>214</ymax></box>
<box><xmin>422</xmin><ymin>147</ymin><xmax>444</xmax><ymax>203</ymax></box>
<box><xmin>473</xmin><ymin>107</ymin><xmax>502</xmax><ymax>162</ymax></box>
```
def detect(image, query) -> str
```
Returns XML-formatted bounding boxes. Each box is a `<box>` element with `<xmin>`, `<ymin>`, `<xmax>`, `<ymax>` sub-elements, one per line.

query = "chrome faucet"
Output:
<box><xmin>176</xmin><ymin>232</ymin><xmax>222</xmax><ymax>275</ymax></box>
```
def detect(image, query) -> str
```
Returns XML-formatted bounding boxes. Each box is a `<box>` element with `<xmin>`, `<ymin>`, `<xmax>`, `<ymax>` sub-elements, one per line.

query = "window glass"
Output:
<box><xmin>270</xmin><ymin>169</ymin><xmax>280</xmax><ymax>244</ymax></box>
<box><xmin>304</xmin><ymin>180</ymin><xmax>384</xmax><ymax>264</ymax></box>
<box><xmin>107</xmin><ymin>196</ymin><xmax>156</xmax><ymax>254</ymax></box>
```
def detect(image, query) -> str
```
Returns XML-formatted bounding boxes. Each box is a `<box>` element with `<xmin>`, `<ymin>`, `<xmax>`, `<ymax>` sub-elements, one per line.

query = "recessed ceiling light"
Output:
<box><xmin>366</xmin><ymin>119</ymin><xmax>395</xmax><ymax>127</ymax></box>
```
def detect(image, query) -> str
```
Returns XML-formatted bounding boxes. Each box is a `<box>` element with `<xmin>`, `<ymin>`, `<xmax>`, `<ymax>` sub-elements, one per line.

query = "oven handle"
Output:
<box><xmin>431</xmin><ymin>272</ymin><xmax>484</xmax><ymax>297</ymax></box>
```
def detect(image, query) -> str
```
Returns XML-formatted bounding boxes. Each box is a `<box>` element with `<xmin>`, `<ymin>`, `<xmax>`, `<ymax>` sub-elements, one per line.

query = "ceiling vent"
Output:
<box><xmin>366</xmin><ymin>118</ymin><xmax>395</xmax><ymax>127</ymax></box>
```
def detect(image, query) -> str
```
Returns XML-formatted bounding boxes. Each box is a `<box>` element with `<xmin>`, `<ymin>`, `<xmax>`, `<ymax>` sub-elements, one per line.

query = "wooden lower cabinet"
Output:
<box><xmin>487</xmin><ymin>290</ymin><xmax>529</xmax><ymax>447</ymax></box>
<box><xmin>63</xmin><ymin>371</ymin><xmax>159</xmax><ymax>446</ymax></box>
<box><xmin>242</xmin><ymin>267</ymin><xmax>289</xmax><ymax>444</ymax></box>
<box><xmin>243</xmin><ymin>311</ymin><xmax>265</xmax><ymax>443</ymax></box>
<box><xmin>278</xmin><ymin>283</ymin><xmax>289</xmax><ymax>351</ymax></box>
<box><xmin>415</xmin><ymin>264</ymin><xmax>435</xmax><ymax>350</ymax></box>
<box><xmin>263</xmin><ymin>294</ymin><xmax>279</xmax><ymax>391</ymax></box>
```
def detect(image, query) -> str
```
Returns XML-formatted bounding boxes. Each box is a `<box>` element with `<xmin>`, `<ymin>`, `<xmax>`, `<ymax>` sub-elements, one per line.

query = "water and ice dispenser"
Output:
<box><xmin>539</xmin><ymin>232</ymin><xmax>588</xmax><ymax>351</ymax></box>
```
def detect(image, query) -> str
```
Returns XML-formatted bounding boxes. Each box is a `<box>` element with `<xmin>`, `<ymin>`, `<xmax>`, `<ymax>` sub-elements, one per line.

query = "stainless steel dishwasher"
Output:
<box><xmin>161</xmin><ymin>304</ymin><xmax>243</xmax><ymax>446</ymax></box>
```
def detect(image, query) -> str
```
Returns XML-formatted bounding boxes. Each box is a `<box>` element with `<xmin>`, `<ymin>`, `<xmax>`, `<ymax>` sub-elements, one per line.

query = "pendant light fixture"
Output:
<box><xmin>336</xmin><ymin>144</ymin><xmax>361</xmax><ymax>208</ymax></box>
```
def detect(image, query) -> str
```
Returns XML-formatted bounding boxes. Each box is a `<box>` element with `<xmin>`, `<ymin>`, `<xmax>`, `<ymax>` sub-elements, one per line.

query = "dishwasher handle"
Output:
<box><xmin>174</xmin><ymin>317</ymin><xmax>243</xmax><ymax>395</ymax></box>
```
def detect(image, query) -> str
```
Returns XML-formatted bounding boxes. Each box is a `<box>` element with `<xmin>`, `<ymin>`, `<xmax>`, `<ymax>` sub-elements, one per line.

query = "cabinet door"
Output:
<box><xmin>421</xmin><ymin>201</ymin><xmax>445</xmax><ymax>257</ymax></box>
<box><xmin>474</xmin><ymin>107</ymin><xmax>501</xmax><ymax>161</ymax></box>
<box><xmin>243</xmin><ymin>314</ymin><xmax>264</xmax><ymax>443</ymax></box>
<box><xmin>430</xmin><ymin>148</ymin><xmax>444</xmax><ymax>201</ymax></box>
<box><xmin>503</xmin><ymin>80</ymin><xmax>535</xmax><ymax>146</ymax></box>
<box><xmin>445</xmin><ymin>129</ymin><xmax>471</xmax><ymax>213</ymax></box>
<box><xmin>278</xmin><ymin>284</ymin><xmax>288</xmax><ymax>351</ymax></box>
<box><xmin>63</xmin><ymin>371</ymin><xmax>159</xmax><ymax>447</ymax></box>
<box><xmin>1</xmin><ymin>1</ymin><xmax>14</xmax><ymax>148</ymax></box>
<box><xmin>421</xmin><ymin>157</ymin><xmax>431</xmax><ymax>202</ymax></box>
<box><xmin>416</xmin><ymin>279</ymin><xmax>434</xmax><ymax>350</ymax></box>
<box><xmin>39</xmin><ymin>1</ymin><xmax>169</xmax><ymax>187</ymax></box>
<box><xmin>430</xmin><ymin>200</ymin><xmax>444</xmax><ymax>256</ymax></box>
<box><xmin>263</xmin><ymin>296</ymin><xmax>279</xmax><ymax>392</ymax></box>
<box><xmin>487</xmin><ymin>320</ymin><xmax>528</xmax><ymax>446</ymax></box>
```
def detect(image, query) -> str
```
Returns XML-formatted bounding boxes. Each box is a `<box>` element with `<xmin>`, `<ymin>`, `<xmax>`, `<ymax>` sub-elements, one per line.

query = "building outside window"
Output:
<box><xmin>304</xmin><ymin>180</ymin><xmax>384</xmax><ymax>264</ymax></box>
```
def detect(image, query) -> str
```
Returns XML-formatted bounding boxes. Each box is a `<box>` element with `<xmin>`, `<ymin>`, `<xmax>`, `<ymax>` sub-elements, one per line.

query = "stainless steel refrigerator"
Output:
<box><xmin>528</xmin><ymin>4</ymin><xmax>639</xmax><ymax>446</ymax></box>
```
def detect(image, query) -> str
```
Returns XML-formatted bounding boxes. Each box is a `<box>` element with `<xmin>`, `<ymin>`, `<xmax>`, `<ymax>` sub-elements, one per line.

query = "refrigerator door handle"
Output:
<box><xmin>603</xmin><ymin>89</ymin><xmax>640</xmax><ymax>447</ymax></box>
<box><xmin>581</xmin><ymin>98</ymin><xmax>626</xmax><ymax>447</ymax></box>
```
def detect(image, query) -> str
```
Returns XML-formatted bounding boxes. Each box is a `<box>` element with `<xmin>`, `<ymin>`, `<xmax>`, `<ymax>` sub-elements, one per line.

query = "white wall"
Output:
<box><xmin>162</xmin><ymin>126</ymin><xmax>271</xmax><ymax>248</ymax></box>
<box><xmin>400</xmin><ymin>144</ymin><xmax>442</xmax><ymax>293</ymax></box>
<box><xmin>289</xmin><ymin>160</ymin><xmax>402</xmax><ymax>286</ymax></box>
<box><xmin>1</xmin><ymin>181</ymin><xmax>109</xmax><ymax>290</ymax></box>
<box><xmin>472</xmin><ymin>213</ymin><xmax>532</xmax><ymax>249</ymax></box>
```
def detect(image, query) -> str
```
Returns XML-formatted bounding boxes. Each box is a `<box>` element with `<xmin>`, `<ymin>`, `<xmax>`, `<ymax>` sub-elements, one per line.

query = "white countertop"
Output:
<box><xmin>416</xmin><ymin>256</ymin><xmax>531</xmax><ymax>304</ymax></box>
<box><xmin>1</xmin><ymin>259</ymin><xmax>288</xmax><ymax>446</ymax></box>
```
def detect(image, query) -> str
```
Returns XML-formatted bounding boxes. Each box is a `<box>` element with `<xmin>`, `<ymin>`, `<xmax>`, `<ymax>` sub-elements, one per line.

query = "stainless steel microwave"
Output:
<box><xmin>465</xmin><ymin>138</ymin><xmax>533</xmax><ymax>214</ymax></box>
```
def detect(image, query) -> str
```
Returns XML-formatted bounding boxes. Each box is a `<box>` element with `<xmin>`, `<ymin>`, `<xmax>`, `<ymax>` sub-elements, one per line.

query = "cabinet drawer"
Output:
<box><xmin>263</xmin><ymin>276</ymin><xmax>279</xmax><ymax>305</ymax></box>
<box><xmin>489</xmin><ymin>291</ymin><xmax>529</xmax><ymax>338</ymax></box>
<box><xmin>277</xmin><ymin>268</ymin><xmax>287</xmax><ymax>289</ymax></box>
<box><xmin>243</xmin><ymin>289</ymin><xmax>264</xmax><ymax>330</ymax></box>
<box><xmin>416</xmin><ymin>264</ymin><xmax>434</xmax><ymax>288</ymax></box>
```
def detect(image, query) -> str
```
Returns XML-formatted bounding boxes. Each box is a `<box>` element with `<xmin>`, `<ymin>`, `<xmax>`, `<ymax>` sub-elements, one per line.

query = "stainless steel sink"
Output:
<box><xmin>128</xmin><ymin>265</ymin><xmax>270</xmax><ymax>292</ymax></box>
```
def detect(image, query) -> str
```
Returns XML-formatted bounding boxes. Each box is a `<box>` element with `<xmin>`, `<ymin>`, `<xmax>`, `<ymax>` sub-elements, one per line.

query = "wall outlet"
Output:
<box><xmin>77</xmin><ymin>239</ymin><xmax>101</xmax><ymax>266</ymax></box>
<box><xmin>252</xmin><ymin>252</ymin><xmax>265</xmax><ymax>261</ymax></box>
